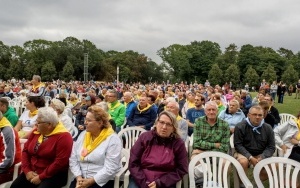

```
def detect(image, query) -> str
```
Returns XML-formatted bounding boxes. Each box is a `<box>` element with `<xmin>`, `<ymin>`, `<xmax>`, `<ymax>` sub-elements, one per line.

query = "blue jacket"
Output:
<box><xmin>218</xmin><ymin>108</ymin><xmax>246</xmax><ymax>129</ymax></box>
<box><xmin>125</xmin><ymin>100</ymin><xmax>137</xmax><ymax>118</ymax></box>
<box><xmin>127</xmin><ymin>105</ymin><xmax>157</xmax><ymax>130</ymax></box>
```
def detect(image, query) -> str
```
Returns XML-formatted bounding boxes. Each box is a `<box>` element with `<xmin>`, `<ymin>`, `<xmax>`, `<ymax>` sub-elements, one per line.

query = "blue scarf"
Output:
<box><xmin>245</xmin><ymin>117</ymin><xmax>264</xmax><ymax>134</ymax></box>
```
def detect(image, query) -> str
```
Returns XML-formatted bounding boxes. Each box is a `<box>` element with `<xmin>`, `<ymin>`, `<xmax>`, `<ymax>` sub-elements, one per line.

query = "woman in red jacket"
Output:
<box><xmin>129</xmin><ymin>111</ymin><xmax>188</xmax><ymax>188</ymax></box>
<box><xmin>11</xmin><ymin>107</ymin><xmax>73</xmax><ymax>188</ymax></box>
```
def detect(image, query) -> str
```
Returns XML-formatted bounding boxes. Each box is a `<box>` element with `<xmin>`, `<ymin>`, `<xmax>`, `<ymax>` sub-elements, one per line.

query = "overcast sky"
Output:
<box><xmin>1</xmin><ymin>0</ymin><xmax>300</xmax><ymax>63</ymax></box>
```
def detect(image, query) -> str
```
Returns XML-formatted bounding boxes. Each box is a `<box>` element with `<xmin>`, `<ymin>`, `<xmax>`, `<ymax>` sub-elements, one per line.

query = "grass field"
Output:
<box><xmin>250</xmin><ymin>92</ymin><xmax>300</xmax><ymax>116</ymax></box>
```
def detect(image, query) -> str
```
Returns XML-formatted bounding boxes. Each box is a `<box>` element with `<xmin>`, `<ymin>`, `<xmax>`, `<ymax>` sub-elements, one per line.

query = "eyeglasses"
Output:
<box><xmin>249</xmin><ymin>113</ymin><xmax>263</xmax><ymax>117</ymax></box>
<box><xmin>107</xmin><ymin>95</ymin><xmax>115</xmax><ymax>98</ymax></box>
<box><xmin>157</xmin><ymin>120</ymin><xmax>173</xmax><ymax>127</ymax></box>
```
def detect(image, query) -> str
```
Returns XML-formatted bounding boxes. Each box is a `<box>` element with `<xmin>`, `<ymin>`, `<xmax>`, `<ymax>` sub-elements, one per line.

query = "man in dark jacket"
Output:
<box><xmin>234</xmin><ymin>105</ymin><xmax>275</xmax><ymax>181</ymax></box>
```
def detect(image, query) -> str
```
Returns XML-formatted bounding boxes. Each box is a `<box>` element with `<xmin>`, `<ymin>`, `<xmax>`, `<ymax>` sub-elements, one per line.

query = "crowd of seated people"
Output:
<box><xmin>1</xmin><ymin>76</ymin><xmax>300</xmax><ymax>187</ymax></box>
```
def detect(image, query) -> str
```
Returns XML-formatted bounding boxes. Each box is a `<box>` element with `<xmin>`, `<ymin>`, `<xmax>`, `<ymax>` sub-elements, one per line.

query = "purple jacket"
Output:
<box><xmin>129</xmin><ymin>130</ymin><xmax>188</xmax><ymax>188</ymax></box>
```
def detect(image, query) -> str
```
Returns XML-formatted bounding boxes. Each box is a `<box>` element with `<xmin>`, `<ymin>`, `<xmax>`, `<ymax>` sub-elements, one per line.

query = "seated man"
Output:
<box><xmin>0</xmin><ymin>98</ymin><xmax>19</xmax><ymax>127</ymax></box>
<box><xmin>0</xmin><ymin>111</ymin><xmax>22</xmax><ymax>184</ymax></box>
<box><xmin>166</xmin><ymin>101</ymin><xmax>188</xmax><ymax>141</ymax></box>
<box><xmin>186</xmin><ymin>95</ymin><xmax>205</xmax><ymax>136</ymax></box>
<box><xmin>122</xmin><ymin>91</ymin><xmax>137</xmax><ymax>118</ymax></box>
<box><xmin>191</xmin><ymin>101</ymin><xmax>230</xmax><ymax>159</ymax></box>
<box><xmin>127</xmin><ymin>96</ymin><xmax>157</xmax><ymax>131</ymax></box>
<box><xmin>234</xmin><ymin>105</ymin><xmax>275</xmax><ymax>181</ymax></box>
<box><xmin>107</xmin><ymin>90</ymin><xmax>126</xmax><ymax>133</ymax></box>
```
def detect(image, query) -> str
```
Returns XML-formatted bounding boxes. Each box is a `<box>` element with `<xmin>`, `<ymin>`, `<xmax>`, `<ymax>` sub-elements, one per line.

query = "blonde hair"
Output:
<box><xmin>87</xmin><ymin>105</ymin><xmax>111</xmax><ymax>128</ymax></box>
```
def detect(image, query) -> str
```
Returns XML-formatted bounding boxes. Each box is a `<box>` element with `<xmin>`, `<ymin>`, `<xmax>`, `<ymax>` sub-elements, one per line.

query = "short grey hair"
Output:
<box><xmin>32</xmin><ymin>75</ymin><xmax>41</xmax><ymax>82</ymax></box>
<box><xmin>124</xmin><ymin>91</ymin><xmax>133</xmax><ymax>98</ymax></box>
<box><xmin>204</xmin><ymin>101</ymin><xmax>218</xmax><ymax>109</ymax></box>
<box><xmin>50</xmin><ymin>99</ymin><xmax>65</xmax><ymax>114</ymax></box>
<box><xmin>38</xmin><ymin>107</ymin><xmax>59</xmax><ymax>126</ymax></box>
<box><xmin>96</xmin><ymin>101</ymin><xmax>108</xmax><ymax>112</ymax></box>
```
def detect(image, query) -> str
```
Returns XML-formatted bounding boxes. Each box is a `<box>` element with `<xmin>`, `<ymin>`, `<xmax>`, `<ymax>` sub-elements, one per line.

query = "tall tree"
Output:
<box><xmin>61</xmin><ymin>61</ymin><xmax>75</xmax><ymax>81</ymax></box>
<box><xmin>224</xmin><ymin>64</ymin><xmax>240</xmax><ymax>87</ymax></box>
<box><xmin>41</xmin><ymin>61</ymin><xmax>56</xmax><ymax>81</ymax></box>
<box><xmin>244</xmin><ymin>66</ymin><xmax>259</xmax><ymax>89</ymax></box>
<box><xmin>281</xmin><ymin>64</ymin><xmax>298</xmax><ymax>86</ymax></box>
<box><xmin>208</xmin><ymin>64</ymin><xmax>223</xmax><ymax>86</ymax></box>
<box><xmin>261</xmin><ymin>64</ymin><xmax>277</xmax><ymax>84</ymax></box>
<box><xmin>24</xmin><ymin>60</ymin><xmax>39</xmax><ymax>80</ymax></box>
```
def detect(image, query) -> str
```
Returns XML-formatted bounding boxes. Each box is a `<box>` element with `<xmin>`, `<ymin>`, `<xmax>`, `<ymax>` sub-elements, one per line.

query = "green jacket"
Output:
<box><xmin>108</xmin><ymin>101</ymin><xmax>126</xmax><ymax>127</ymax></box>
<box><xmin>4</xmin><ymin>106</ymin><xmax>19</xmax><ymax>127</ymax></box>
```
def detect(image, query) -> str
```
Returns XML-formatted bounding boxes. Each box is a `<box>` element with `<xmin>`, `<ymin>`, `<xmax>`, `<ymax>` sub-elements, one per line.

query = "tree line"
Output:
<box><xmin>0</xmin><ymin>37</ymin><xmax>299</xmax><ymax>87</ymax></box>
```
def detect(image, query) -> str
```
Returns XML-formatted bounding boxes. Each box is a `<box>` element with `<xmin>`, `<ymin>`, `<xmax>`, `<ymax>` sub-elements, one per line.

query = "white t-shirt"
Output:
<box><xmin>19</xmin><ymin>110</ymin><xmax>38</xmax><ymax>132</ymax></box>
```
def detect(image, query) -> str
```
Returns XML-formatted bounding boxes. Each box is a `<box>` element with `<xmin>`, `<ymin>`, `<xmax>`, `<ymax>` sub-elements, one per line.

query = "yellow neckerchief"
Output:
<box><xmin>187</xmin><ymin>100</ymin><xmax>195</xmax><ymax>108</ymax></box>
<box><xmin>295</xmin><ymin>118</ymin><xmax>300</xmax><ymax>140</ymax></box>
<box><xmin>31</xmin><ymin>83</ymin><xmax>44</xmax><ymax>92</ymax></box>
<box><xmin>68</xmin><ymin>99</ymin><xmax>78</xmax><ymax>106</ymax></box>
<box><xmin>124</xmin><ymin>99</ymin><xmax>133</xmax><ymax>108</ymax></box>
<box><xmin>81</xmin><ymin>127</ymin><xmax>114</xmax><ymax>160</ymax></box>
<box><xmin>218</xmin><ymin>103</ymin><xmax>223</xmax><ymax>108</ymax></box>
<box><xmin>0</xmin><ymin>117</ymin><xmax>12</xmax><ymax>128</ymax></box>
<box><xmin>33</xmin><ymin>121</ymin><xmax>68</xmax><ymax>143</ymax></box>
<box><xmin>137</xmin><ymin>104</ymin><xmax>151</xmax><ymax>113</ymax></box>
<box><xmin>268</xmin><ymin>105</ymin><xmax>272</xmax><ymax>112</ymax></box>
<box><xmin>108</xmin><ymin>114</ymin><xmax>112</xmax><ymax>119</ymax></box>
<box><xmin>178</xmin><ymin>97</ymin><xmax>184</xmax><ymax>101</ymax></box>
<box><xmin>176</xmin><ymin>115</ymin><xmax>183</xmax><ymax>121</ymax></box>
<box><xmin>29</xmin><ymin>109</ymin><xmax>38</xmax><ymax>118</ymax></box>
<box><xmin>108</xmin><ymin>101</ymin><xmax>121</xmax><ymax>112</ymax></box>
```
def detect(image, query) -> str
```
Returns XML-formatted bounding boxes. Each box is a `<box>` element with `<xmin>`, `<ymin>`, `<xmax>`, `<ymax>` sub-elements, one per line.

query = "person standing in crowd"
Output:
<box><xmin>277</xmin><ymin>81</ymin><xmax>286</xmax><ymax>104</ymax></box>
<box><xmin>295</xmin><ymin>79</ymin><xmax>300</xmax><ymax>99</ymax></box>
<box><xmin>129</xmin><ymin>111</ymin><xmax>188</xmax><ymax>188</ymax></box>
<box><xmin>29</xmin><ymin>75</ymin><xmax>45</xmax><ymax>97</ymax></box>
<box><xmin>270</xmin><ymin>81</ymin><xmax>278</xmax><ymax>102</ymax></box>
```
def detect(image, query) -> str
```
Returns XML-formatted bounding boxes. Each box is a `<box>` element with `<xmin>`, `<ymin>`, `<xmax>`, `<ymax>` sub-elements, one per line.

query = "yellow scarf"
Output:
<box><xmin>31</xmin><ymin>83</ymin><xmax>44</xmax><ymax>92</ymax></box>
<box><xmin>137</xmin><ymin>104</ymin><xmax>151</xmax><ymax>113</ymax></box>
<box><xmin>81</xmin><ymin>127</ymin><xmax>114</xmax><ymax>160</ymax></box>
<box><xmin>29</xmin><ymin>109</ymin><xmax>38</xmax><ymax>118</ymax></box>
<box><xmin>124</xmin><ymin>99</ymin><xmax>133</xmax><ymax>108</ymax></box>
<box><xmin>176</xmin><ymin>115</ymin><xmax>183</xmax><ymax>121</ymax></box>
<box><xmin>33</xmin><ymin>121</ymin><xmax>68</xmax><ymax>143</ymax></box>
<box><xmin>108</xmin><ymin>101</ymin><xmax>121</xmax><ymax>112</ymax></box>
<box><xmin>187</xmin><ymin>100</ymin><xmax>195</xmax><ymax>108</ymax></box>
<box><xmin>295</xmin><ymin>118</ymin><xmax>300</xmax><ymax>140</ymax></box>
<box><xmin>0</xmin><ymin>117</ymin><xmax>12</xmax><ymax>128</ymax></box>
<box><xmin>68</xmin><ymin>99</ymin><xmax>78</xmax><ymax>106</ymax></box>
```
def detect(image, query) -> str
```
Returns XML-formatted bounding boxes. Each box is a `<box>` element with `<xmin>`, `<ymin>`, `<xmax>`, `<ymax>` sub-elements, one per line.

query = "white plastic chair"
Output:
<box><xmin>114</xmin><ymin>149</ymin><xmax>130</xmax><ymax>188</ymax></box>
<box><xmin>20</xmin><ymin>139</ymin><xmax>28</xmax><ymax>151</ymax></box>
<box><xmin>279</xmin><ymin>113</ymin><xmax>296</xmax><ymax>126</ymax></box>
<box><xmin>0</xmin><ymin>162</ymin><xmax>21</xmax><ymax>188</ymax></box>
<box><xmin>117</xmin><ymin>127</ymin><xmax>146</xmax><ymax>153</ymax></box>
<box><xmin>253</xmin><ymin>157</ymin><xmax>300</xmax><ymax>188</ymax></box>
<box><xmin>189</xmin><ymin>151</ymin><xmax>253</xmax><ymax>188</ymax></box>
<box><xmin>71</xmin><ymin>116</ymin><xmax>78</xmax><ymax>139</ymax></box>
<box><xmin>189</xmin><ymin>133</ymin><xmax>194</xmax><ymax>158</ymax></box>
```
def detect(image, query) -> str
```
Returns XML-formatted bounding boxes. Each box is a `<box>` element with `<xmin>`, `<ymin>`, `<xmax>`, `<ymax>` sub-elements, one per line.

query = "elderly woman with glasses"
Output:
<box><xmin>129</xmin><ymin>111</ymin><xmax>188</xmax><ymax>188</ymax></box>
<box><xmin>11</xmin><ymin>107</ymin><xmax>73</xmax><ymax>188</ymax></box>
<box><xmin>69</xmin><ymin>105</ymin><xmax>122</xmax><ymax>188</ymax></box>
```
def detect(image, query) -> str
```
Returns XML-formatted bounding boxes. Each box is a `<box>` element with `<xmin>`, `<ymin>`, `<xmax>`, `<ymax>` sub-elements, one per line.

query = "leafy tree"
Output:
<box><xmin>244</xmin><ymin>66</ymin><xmax>259</xmax><ymax>89</ymax></box>
<box><xmin>281</xmin><ymin>64</ymin><xmax>298</xmax><ymax>86</ymax></box>
<box><xmin>224</xmin><ymin>64</ymin><xmax>240</xmax><ymax>87</ymax></box>
<box><xmin>7</xmin><ymin>60</ymin><xmax>24</xmax><ymax>79</ymax></box>
<box><xmin>61</xmin><ymin>61</ymin><xmax>75</xmax><ymax>81</ymax></box>
<box><xmin>24</xmin><ymin>60</ymin><xmax>39</xmax><ymax>80</ymax></box>
<box><xmin>208</xmin><ymin>64</ymin><xmax>223</xmax><ymax>86</ymax></box>
<box><xmin>261</xmin><ymin>64</ymin><xmax>277</xmax><ymax>84</ymax></box>
<box><xmin>218</xmin><ymin>43</ymin><xmax>239</xmax><ymax>71</ymax></box>
<box><xmin>0</xmin><ymin>64</ymin><xmax>5</xmax><ymax>79</ymax></box>
<box><xmin>41</xmin><ymin>61</ymin><xmax>56</xmax><ymax>81</ymax></box>
<box><xmin>237</xmin><ymin>44</ymin><xmax>260</xmax><ymax>76</ymax></box>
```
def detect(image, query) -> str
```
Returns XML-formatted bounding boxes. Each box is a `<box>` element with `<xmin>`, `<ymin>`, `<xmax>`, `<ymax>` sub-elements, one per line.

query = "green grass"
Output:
<box><xmin>250</xmin><ymin>92</ymin><xmax>300</xmax><ymax>116</ymax></box>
